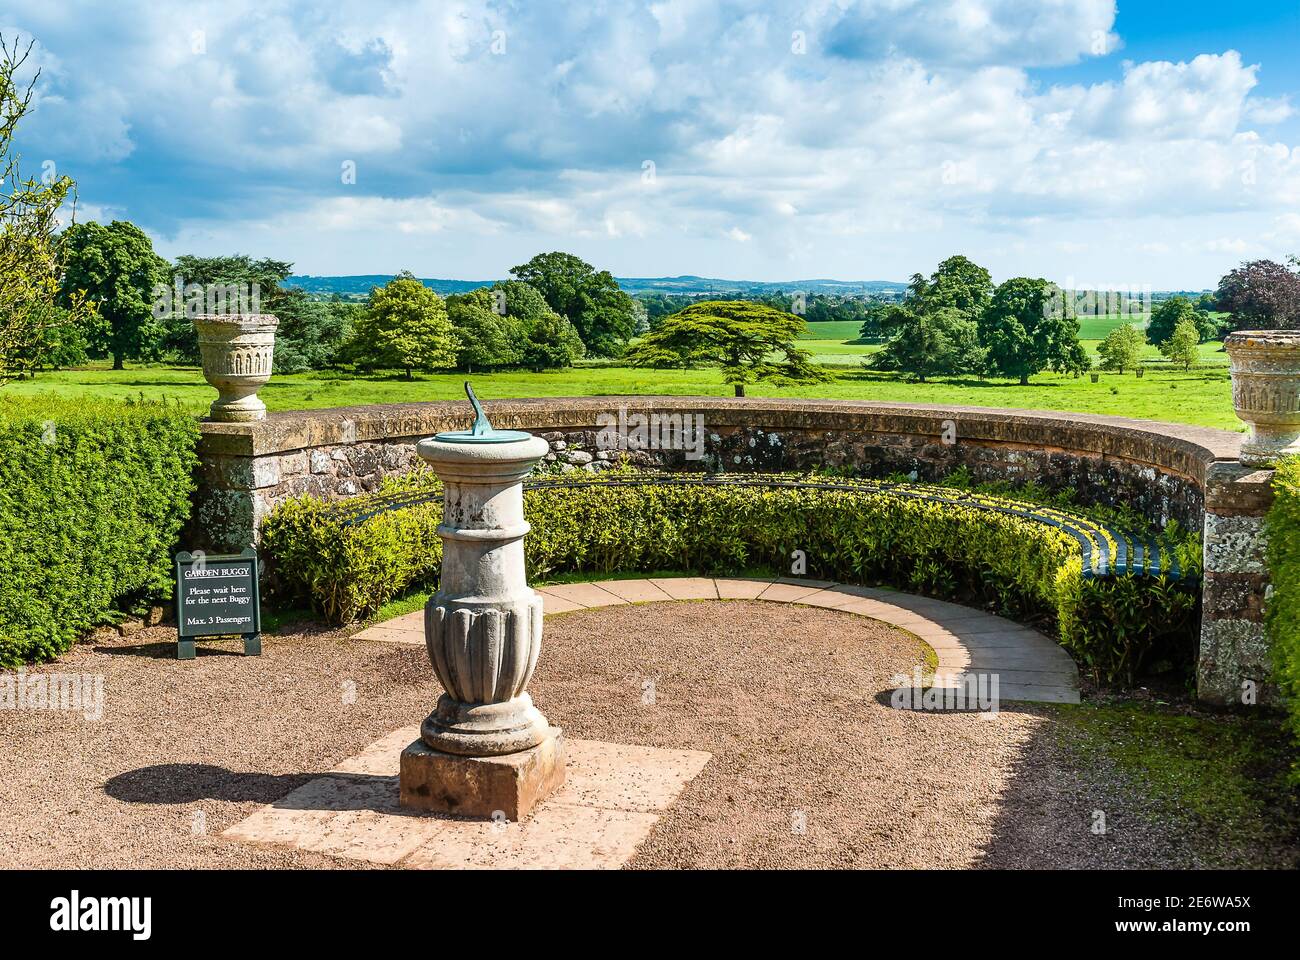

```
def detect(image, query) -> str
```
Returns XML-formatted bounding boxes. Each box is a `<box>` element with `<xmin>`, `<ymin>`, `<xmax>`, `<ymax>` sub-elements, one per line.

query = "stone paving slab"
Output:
<box><xmin>996</xmin><ymin>683</ymin><xmax>1082</xmax><ymax>704</ymax></box>
<box><xmin>536</xmin><ymin>590</ymin><xmax>586</xmax><ymax>615</ymax></box>
<box><xmin>537</xmin><ymin>581</ymin><xmax>628</xmax><ymax>608</ymax></box>
<box><xmin>936</xmin><ymin>667</ymin><xmax>1081</xmax><ymax>685</ymax></box>
<box><xmin>402</xmin><ymin>805</ymin><xmax>661</xmax><ymax>870</ymax></box>
<box><xmin>758</xmin><ymin>581</ymin><xmax>832</xmax><ymax>603</ymax></box>
<box><xmin>714</xmin><ymin>578</ymin><xmax>774</xmax><ymax>599</ymax></box>
<box><xmin>223</xmin><ymin>733</ymin><xmax>712</xmax><ymax>870</ymax></box>
<box><xmin>351</xmin><ymin>624</ymin><xmax>423</xmax><ymax>645</ymax></box>
<box><xmin>594</xmin><ymin>578</ymin><xmax>676</xmax><ymax>603</ymax></box>
<box><xmin>648</xmin><ymin>577</ymin><xmax>719</xmax><ymax>600</ymax></box>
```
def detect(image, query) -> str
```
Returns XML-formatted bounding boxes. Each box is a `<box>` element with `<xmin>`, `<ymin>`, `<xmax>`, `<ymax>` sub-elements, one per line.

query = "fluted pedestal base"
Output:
<box><xmin>420</xmin><ymin>691</ymin><xmax>550</xmax><ymax>756</ymax></box>
<box><xmin>399</xmin><ymin>727</ymin><xmax>565</xmax><ymax>820</ymax></box>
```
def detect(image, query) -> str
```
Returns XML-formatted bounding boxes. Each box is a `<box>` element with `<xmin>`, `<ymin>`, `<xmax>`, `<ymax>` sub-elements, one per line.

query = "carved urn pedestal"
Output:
<box><xmin>1225</xmin><ymin>330</ymin><xmax>1300</xmax><ymax>466</ymax></box>
<box><xmin>398</xmin><ymin>394</ymin><xmax>562</xmax><ymax>820</ymax></box>
<box><xmin>193</xmin><ymin>314</ymin><xmax>278</xmax><ymax>422</ymax></box>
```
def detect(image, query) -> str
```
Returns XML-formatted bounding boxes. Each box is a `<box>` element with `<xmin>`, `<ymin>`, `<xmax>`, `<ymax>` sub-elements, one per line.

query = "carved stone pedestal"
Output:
<box><xmin>1226</xmin><ymin>330</ymin><xmax>1300</xmax><ymax>466</ymax></box>
<box><xmin>398</xmin><ymin>388</ymin><xmax>562</xmax><ymax>819</ymax></box>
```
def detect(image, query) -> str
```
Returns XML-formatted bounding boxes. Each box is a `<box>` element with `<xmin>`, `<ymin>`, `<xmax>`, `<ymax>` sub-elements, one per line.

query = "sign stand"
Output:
<box><xmin>174</xmin><ymin>547</ymin><xmax>262</xmax><ymax>660</ymax></box>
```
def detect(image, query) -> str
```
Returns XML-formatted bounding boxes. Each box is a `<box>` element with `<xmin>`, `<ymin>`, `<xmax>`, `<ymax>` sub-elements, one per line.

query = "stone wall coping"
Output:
<box><xmin>197</xmin><ymin>396</ymin><xmax>1245</xmax><ymax>483</ymax></box>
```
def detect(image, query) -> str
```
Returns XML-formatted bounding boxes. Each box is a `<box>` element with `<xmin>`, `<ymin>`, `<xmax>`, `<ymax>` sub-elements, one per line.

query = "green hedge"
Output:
<box><xmin>0</xmin><ymin>396</ymin><xmax>199</xmax><ymax>667</ymax></box>
<box><xmin>1266</xmin><ymin>456</ymin><xmax>1300</xmax><ymax>766</ymax></box>
<box><xmin>262</xmin><ymin>470</ymin><xmax>1199</xmax><ymax>686</ymax></box>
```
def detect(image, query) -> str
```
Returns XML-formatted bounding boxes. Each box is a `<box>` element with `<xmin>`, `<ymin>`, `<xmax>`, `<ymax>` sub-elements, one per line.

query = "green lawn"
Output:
<box><xmin>4</xmin><ymin>350</ymin><xmax>1241</xmax><ymax>431</ymax></box>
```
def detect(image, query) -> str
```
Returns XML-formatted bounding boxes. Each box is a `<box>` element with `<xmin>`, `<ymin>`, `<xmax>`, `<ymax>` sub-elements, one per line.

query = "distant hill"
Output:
<box><xmin>286</xmin><ymin>274</ymin><xmax>911</xmax><ymax>298</ymax></box>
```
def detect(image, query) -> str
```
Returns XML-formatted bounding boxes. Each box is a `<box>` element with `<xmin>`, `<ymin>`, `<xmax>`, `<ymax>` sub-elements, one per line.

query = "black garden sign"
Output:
<box><xmin>174</xmin><ymin>547</ymin><xmax>262</xmax><ymax>659</ymax></box>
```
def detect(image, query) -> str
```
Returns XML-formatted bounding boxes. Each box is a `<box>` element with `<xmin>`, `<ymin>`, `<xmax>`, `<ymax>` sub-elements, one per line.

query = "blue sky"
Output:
<box><xmin>8</xmin><ymin>1</ymin><xmax>1300</xmax><ymax>288</ymax></box>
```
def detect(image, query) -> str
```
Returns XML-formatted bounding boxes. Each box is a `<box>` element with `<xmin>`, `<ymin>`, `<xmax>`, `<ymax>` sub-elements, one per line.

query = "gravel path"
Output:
<box><xmin>0</xmin><ymin>600</ymin><xmax>1210</xmax><ymax>868</ymax></box>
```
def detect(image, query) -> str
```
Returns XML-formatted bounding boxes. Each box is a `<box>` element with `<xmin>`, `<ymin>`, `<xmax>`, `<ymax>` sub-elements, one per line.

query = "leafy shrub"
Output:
<box><xmin>262</xmin><ymin>470</ymin><xmax>1200</xmax><ymax>686</ymax></box>
<box><xmin>0</xmin><ymin>396</ymin><xmax>199</xmax><ymax>666</ymax></box>
<box><xmin>1265</xmin><ymin>456</ymin><xmax>1300</xmax><ymax>770</ymax></box>
<box><xmin>261</xmin><ymin>472</ymin><xmax>443</xmax><ymax>624</ymax></box>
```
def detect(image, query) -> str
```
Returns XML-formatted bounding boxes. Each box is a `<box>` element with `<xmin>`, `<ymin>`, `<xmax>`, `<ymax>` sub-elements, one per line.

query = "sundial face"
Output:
<box><xmin>434</xmin><ymin>382</ymin><xmax>533</xmax><ymax>443</ymax></box>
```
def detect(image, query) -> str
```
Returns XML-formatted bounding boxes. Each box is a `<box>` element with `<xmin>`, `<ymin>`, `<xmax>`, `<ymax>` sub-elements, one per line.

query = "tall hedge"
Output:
<box><xmin>1266</xmin><ymin>456</ymin><xmax>1300</xmax><ymax>763</ymax></box>
<box><xmin>0</xmin><ymin>396</ymin><xmax>199</xmax><ymax>666</ymax></box>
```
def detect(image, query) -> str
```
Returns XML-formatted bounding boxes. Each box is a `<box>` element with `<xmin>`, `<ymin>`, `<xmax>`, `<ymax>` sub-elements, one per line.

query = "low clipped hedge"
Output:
<box><xmin>262</xmin><ymin>470</ymin><xmax>1200</xmax><ymax>686</ymax></box>
<box><xmin>0</xmin><ymin>396</ymin><xmax>199</xmax><ymax>667</ymax></box>
<box><xmin>1266</xmin><ymin>456</ymin><xmax>1300</xmax><ymax>766</ymax></box>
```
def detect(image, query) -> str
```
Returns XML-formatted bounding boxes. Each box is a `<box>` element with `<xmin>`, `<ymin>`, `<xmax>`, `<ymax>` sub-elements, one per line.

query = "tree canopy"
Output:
<box><xmin>1146</xmin><ymin>295</ymin><xmax>1211</xmax><ymax>347</ymax></box>
<box><xmin>0</xmin><ymin>36</ymin><xmax>95</xmax><ymax>381</ymax></box>
<box><xmin>1215</xmin><ymin>258</ymin><xmax>1300</xmax><ymax>330</ymax></box>
<box><xmin>868</xmin><ymin>306</ymin><xmax>985</xmax><ymax>382</ymax></box>
<box><xmin>346</xmin><ymin>272</ymin><xmax>457</xmax><ymax>378</ymax></box>
<box><xmin>509</xmin><ymin>251</ymin><xmax>636</xmax><ymax>357</ymax></box>
<box><xmin>58</xmin><ymin>220</ymin><xmax>168</xmax><ymax>370</ymax></box>
<box><xmin>1097</xmin><ymin>323</ymin><xmax>1144</xmax><ymax>374</ymax></box>
<box><xmin>978</xmin><ymin>277</ymin><xmax>1086</xmax><ymax>384</ymax></box>
<box><xmin>625</xmin><ymin>299</ymin><xmax>829</xmax><ymax>397</ymax></box>
<box><xmin>1162</xmin><ymin>315</ymin><xmax>1200</xmax><ymax>370</ymax></box>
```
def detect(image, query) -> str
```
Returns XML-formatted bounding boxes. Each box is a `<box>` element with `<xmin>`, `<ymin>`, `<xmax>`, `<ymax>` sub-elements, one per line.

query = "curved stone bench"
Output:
<box><xmin>353</xmin><ymin>575</ymin><xmax>1081</xmax><ymax>705</ymax></box>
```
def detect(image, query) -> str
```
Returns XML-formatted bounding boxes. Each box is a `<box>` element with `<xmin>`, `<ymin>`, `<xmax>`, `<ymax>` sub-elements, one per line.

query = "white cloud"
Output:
<box><xmin>7</xmin><ymin>1</ymin><xmax>1298</xmax><ymax>286</ymax></box>
<box><xmin>1245</xmin><ymin>95</ymin><xmax>1295</xmax><ymax>125</ymax></box>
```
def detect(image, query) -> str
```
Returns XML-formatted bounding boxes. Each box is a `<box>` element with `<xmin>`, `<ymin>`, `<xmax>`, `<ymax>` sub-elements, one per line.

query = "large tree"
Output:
<box><xmin>1215</xmin><ymin>258</ymin><xmax>1300</xmax><ymax>330</ymax></box>
<box><xmin>0</xmin><ymin>36</ymin><xmax>94</xmax><ymax>382</ymax></box>
<box><xmin>445</xmin><ymin>288</ymin><xmax>524</xmax><ymax>372</ymax></box>
<box><xmin>867</xmin><ymin>306</ymin><xmax>985</xmax><ymax>382</ymax></box>
<box><xmin>508</xmin><ymin>251</ymin><xmax>636</xmax><ymax>356</ymax></box>
<box><xmin>1097</xmin><ymin>323</ymin><xmax>1143</xmax><ymax>374</ymax></box>
<box><xmin>346</xmin><ymin>272</ymin><xmax>457</xmax><ymax>378</ymax></box>
<box><xmin>521</xmin><ymin>310</ymin><xmax>585</xmax><ymax>372</ymax></box>
<box><xmin>58</xmin><ymin>220</ymin><xmax>168</xmax><ymax>369</ymax></box>
<box><xmin>625</xmin><ymin>300</ymin><xmax>829</xmax><ymax>397</ymax></box>
<box><xmin>489</xmin><ymin>279</ymin><xmax>551</xmax><ymax>325</ymax></box>
<box><xmin>979</xmin><ymin>277</ymin><xmax>1086</xmax><ymax>384</ymax></box>
<box><xmin>1162</xmin><ymin>316</ymin><xmax>1200</xmax><ymax>370</ymax></box>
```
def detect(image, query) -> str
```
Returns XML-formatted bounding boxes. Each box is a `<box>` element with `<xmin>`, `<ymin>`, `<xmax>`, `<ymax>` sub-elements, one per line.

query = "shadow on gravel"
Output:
<box><xmin>105</xmin><ymin>763</ymin><xmax>320</xmax><ymax>804</ymax></box>
<box><xmin>873</xmin><ymin>686</ymin><xmax>1040</xmax><ymax>715</ymax></box>
<box><xmin>92</xmin><ymin>642</ymin><xmax>244</xmax><ymax>658</ymax></box>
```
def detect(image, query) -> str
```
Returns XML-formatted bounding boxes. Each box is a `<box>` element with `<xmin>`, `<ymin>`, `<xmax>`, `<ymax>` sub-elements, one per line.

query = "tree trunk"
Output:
<box><xmin>404</xmin><ymin>367</ymin><xmax>413</xmax><ymax>380</ymax></box>
<box><xmin>113</xmin><ymin>355</ymin><xmax>124</xmax><ymax>371</ymax></box>
<box><xmin>1019</xmin><ymin>373</ymin><xmax>1029</xmax><ymax>385</ymax></box>
<box><xmin>734</xmin><ymin>384</ymin><xmax>745</xmax><ymax>398</ymax></box>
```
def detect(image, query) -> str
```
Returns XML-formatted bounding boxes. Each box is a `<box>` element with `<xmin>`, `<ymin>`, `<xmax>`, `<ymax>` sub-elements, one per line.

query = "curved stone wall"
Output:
<box><xmin>192</xmin><ymin>396</ymin><xmax>1273</xmax><ymax>706</ymax></box>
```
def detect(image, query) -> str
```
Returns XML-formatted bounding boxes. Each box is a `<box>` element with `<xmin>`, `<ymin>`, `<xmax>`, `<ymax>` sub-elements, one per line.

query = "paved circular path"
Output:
<box><xmin>353</xmin><ymin>576</ymin><xmax>1080</xmax><ymax>705</ymax></box>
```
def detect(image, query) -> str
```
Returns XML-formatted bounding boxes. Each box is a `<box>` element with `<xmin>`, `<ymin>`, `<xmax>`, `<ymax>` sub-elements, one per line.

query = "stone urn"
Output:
<box><xmin>1226</xmin><ymin>330</ymin><xmax>1300</xmax><ymax>466</ymax></box>
<box><xmin>193</xmin><ymin>314</ymin><xmax>278</xmax><ymax>422</ymax></box>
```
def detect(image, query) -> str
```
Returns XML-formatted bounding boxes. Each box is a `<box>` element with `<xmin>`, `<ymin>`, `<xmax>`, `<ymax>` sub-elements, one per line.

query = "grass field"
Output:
<box><xmin>5</xmin><ymin>346</ymin><xmax>1239</xmax><ymax>431</ymax></box>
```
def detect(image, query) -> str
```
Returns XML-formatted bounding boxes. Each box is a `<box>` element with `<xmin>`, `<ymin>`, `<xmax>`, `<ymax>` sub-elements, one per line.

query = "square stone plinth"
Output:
<box><xmin>399</xmin><ymin>728</ymin><xmax>565</xmax><ymax>821</ymax></box>
<box><xmin>222</xmin><ymin>729</ymin><xmax>712</xmax><ymax>869</ymax></box>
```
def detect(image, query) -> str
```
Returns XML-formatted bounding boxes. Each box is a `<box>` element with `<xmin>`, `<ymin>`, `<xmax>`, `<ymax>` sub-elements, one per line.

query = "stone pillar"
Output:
<box><xmin>399</xmin><ymin>413</ymin><xmax>564</xmax><ymax>820</ymax></box>
<box><xmin>1197</xmin><ymin>462</ymin><xmax>1275</xmax><ymax>705</ymax></box>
